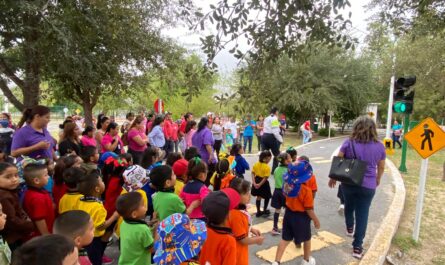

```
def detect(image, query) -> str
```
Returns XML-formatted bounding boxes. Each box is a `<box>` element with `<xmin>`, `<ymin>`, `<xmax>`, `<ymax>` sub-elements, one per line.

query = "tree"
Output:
<box><xmin>42</xmin><ymin>1</ymin><xmax>192</xmax><ymax>126</ymax></box>
<box><xmin>195</xmin><ymin>0</ymin><xmax>355</xmax><ymax>66</ymax></box>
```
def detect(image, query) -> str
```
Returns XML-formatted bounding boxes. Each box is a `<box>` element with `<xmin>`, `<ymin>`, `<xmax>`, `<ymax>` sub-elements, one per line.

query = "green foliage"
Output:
<box><xmin>195</xmin><ymin>0</ymin><xmax>356</xmax><ymax>66</ymax></box>
<box><xmin>235</xmin><ymin>45</ymin><xmax>377</xmax><ymax>126</ymax></box>
<box><xmin>318</xmin><ymin>128</ymin><xmax>336</xmax><ymax>137</ymax></box>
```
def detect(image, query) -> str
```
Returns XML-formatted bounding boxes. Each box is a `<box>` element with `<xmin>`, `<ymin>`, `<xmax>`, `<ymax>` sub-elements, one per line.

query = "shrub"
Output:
<box><xmin>318</xmin><ymin>128</ymin><xmax>336</xmax><ymax>137</ymax></box>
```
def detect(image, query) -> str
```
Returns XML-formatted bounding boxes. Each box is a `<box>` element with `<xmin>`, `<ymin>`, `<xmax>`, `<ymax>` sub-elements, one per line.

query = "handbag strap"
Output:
<box><xmin>350</xmin><ymin>140</ymin><xmax>358</xmax><ymax>160</ymax></box>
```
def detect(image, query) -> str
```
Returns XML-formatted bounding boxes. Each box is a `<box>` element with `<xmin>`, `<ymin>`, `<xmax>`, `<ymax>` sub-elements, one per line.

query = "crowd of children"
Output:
<box><xmin>0</xmin><ymin>123</ymin><xmax>323</xmax><ymax>265</ymax></box>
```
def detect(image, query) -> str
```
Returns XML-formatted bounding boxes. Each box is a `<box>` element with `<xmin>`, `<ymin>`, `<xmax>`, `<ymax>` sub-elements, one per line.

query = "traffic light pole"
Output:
<box><xmin>399</xmin><ymin>114</ymin><xmax>410</xmax><ymax>173</ymax></box>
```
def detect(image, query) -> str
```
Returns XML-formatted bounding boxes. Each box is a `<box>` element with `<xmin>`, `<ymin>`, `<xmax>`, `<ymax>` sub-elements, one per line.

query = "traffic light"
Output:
<box><xmin>393</xmin><ymin>76</ymin><xmax>416</xmax><ymax>114</ymax></box>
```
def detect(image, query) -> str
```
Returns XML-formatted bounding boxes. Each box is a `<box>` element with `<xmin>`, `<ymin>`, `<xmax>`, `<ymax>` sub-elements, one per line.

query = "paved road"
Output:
<box><xmin>105</xmin><ymin>137</ymin><xmax>395</xmax><ymax>265</ymax></box>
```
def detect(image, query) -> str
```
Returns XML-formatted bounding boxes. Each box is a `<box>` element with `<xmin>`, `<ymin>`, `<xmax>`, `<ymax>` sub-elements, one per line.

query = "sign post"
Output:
<box><xmin>154</xmin><ymin>99</ymin><xmax>164</xmax><ymax>114</ymax></box>
<box><xmin>404</xmin><ymin>117</ymin><xmax>445</xmax><ymax>242</ymax></box>
<box><xmin>328</xmin><ymin>110</ymin><xmax>334</xmax><ymax>139</ymax></box>
<box><xmin>399</xmin><ymin>114</ymin><xmax>410</xmax><ymax>172</ymax></box>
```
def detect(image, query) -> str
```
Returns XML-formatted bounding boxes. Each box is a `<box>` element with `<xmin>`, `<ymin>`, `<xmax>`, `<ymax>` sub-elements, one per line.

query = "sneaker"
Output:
<box><xmin>346</xmin><ymin>227</ymin><xmax>354</xmax><ymax>237</ymax></box>
<box><xmin>271</xmin><ymin>228</ymin><xmax>281</xmax><ymax>236</ymax></box>
<box><xmin>301</xmin><ymin>256</ymin><xmax>316</xmax><ymax>265</ymax></box>
<box><xmin>271</xmin><ymin>262</ymin><xmax>280</xmax><ymax>265</ymax></box>
<box><xmin>102</xmin><ymin>255</ymin><xmax>114</xmax><ymax>265</ymax></box>
<box><xmin>338</xmin><ymin>204</ymin><xmax>344</xmax><ymax>216</ymax></box>
<box><xmin>352</xmin><ymin>247</ymin><xmax>364</xmax><ymax>259</ymax></box>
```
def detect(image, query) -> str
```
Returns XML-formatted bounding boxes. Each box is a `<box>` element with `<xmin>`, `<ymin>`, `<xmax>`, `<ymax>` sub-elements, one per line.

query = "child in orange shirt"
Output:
<box><xmin>228</xmin><ymin>178</ymin><xmax>264</xmax><ymax>265</ymax></box>
<box><xmin>272</xmin><ymin>160</ymin><xmax>320</xmax><ymax>265</ymax></box>
<box><xmin>210</xmin><ymin>155</ymin><xmax>236</xmax><ymax>191</ymax></box>
<box><xmin>298</xmin><ymin>155</ymin><xmax>318</xmax><ymax>198</ymax></box>
<box><xmin>200</xmin><ymin>188</ymin><xmax>240</xmax><ymax>265</ymax></box>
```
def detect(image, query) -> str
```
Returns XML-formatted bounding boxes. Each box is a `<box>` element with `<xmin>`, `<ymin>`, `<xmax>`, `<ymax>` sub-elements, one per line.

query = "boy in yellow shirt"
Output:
<box><xmin>58</xmin><ymin>167</ymin><xmax>84</xmax><ymax>214</ymax></box>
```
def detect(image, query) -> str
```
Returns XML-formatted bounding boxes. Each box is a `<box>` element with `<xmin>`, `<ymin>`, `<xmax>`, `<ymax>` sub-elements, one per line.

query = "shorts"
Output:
<box><xmin>251</xmin><ymin>177</ymin><xmax>272</xmax><ymax>199</ymax></box>
<box><xmin>271</xmin><ymin>188</ymin><xmax>286</xmax><ymax>209</ymax></box>
<box><xmin>282</xmin><ymin>208</ymin><xmax>311</xmax><ymax>245</ymax></box>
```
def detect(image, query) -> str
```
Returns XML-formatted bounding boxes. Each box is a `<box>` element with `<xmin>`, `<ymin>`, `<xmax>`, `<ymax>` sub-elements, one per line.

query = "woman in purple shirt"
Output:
<box><xmin>192</xmin><ymin>117</ymin><xmax>216</xmax><ymax>185</ymax></box>
<box><xmin>328</xmin><ymin>116</ymin><xmax>386</xmax><ymax>259</ymax></box>
<box><xmin>11</xmin><ymin>105</ymin><xmax>55</xmax><ymax>161</ymax></box>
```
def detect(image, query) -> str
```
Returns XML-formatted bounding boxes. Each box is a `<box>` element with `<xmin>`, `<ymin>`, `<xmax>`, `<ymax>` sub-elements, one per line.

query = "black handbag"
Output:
<box><xmin>329</xmin><ymin>140</ymin><xmax>367</xmax><ymax>186</ymax></box>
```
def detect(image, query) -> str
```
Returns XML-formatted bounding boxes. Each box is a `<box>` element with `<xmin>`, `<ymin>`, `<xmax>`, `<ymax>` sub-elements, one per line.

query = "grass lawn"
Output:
<box><xmin>387</xmin><ymin>146</ymin><xmax>445</xmax><ymax>264</ymax></box>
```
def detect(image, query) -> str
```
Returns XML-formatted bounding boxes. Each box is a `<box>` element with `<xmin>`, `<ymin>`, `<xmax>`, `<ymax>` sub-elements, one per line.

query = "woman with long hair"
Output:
<box><xmin>191</xmin><ymin>117</ymin><xmax>216</xmax><ymax>185</ymax></box>
<box><xmin>148</xmin><ymin>115</ymin><xmax>165</xmax><ymax>149</ymax></box>
<box><xmin>328</xmin><ymin>116</ymin><xmax>385</xmax><ymax>259</ymax></box>
<box><xmin>101</xmin><ymin>122</ymin><xmax>124</xmax><ymax>154</ymax></box>
<box><xmin>127</xmin><ymin>115</ymin><xmax>148</xmax><ymax>165</ymax></box>
<box><xmin>211</xmin><ymin>117</ymin><xmax>223</xmax><ymax>158</ymax></box>
<box><xmin>11</xmin><ymin>105</ymin><xmax>55</xmax><ymax>161</ymax></box>
<box><xmin>95</xmin><ymin>114</ymin><xmax>110</xmax><ymax>149</ymax></box>
<box><xmin>58</xmin><ymin>122</ymin><xmax>81</xmax><ymax>156</ymax></box>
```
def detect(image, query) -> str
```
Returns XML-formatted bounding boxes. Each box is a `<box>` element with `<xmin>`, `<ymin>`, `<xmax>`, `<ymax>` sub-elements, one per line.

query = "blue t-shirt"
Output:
<box><xmin>234</xmin><ymin>154</ymin><xmax>250</xmax><ymax>176</ymax></box>
<box><xmin>243</xmin><ymin>120</ymin><xmax>256</xmax><ymax>137</ymax></box>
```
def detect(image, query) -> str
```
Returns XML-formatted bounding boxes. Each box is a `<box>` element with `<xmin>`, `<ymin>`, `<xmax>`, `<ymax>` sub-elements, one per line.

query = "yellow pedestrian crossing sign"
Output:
<box><xmin>404</xmin><ymin>117</ymin><xmax>445</xmax><ymax>159</ymax></box>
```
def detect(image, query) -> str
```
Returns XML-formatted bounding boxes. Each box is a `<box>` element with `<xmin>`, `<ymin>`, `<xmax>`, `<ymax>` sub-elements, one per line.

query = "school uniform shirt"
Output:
<box><xmin>119</xmin><ymin>219</ymin><xmax>154</xmax><ymax>265</ymax></box>
<box><xmin>153</xmin><ymin>191</ymin><xmax>186</xmax><ymax>221</ymax></box>
<box><xmin>75</xmin><ymin>196</ymin><xmax>107</xmax><ymax>237</ymax></box>
<box><xmin>199</xmin><ymin>225</ymin><xmax>237</xmax><ymax>265</ymax></box>
<box><xmin>0</xmin><ymin>188</ymin><xmax>35</xmax><ymax>244</ymax></box>
<box><xmin>252</xmin><ymin>161</ymin><xmax>271</xmax><ymax>178</ymax></box>
<box><xmin>306</xmin><ymin>174</ymin><xmax>318</xmax><ymax>193</ymax></box>
<box><xmin>285</xmin><ymin>184</ymin><xmax>314</xmax><ymax>212</ymax></box>
<box><xmin>273</xmin><ymin>166</ymin><xmax>287</xmax><ymax>189</ymax></box>
<box><xmin>179</xmin><ymin>180</ymin><xmax>210</xmax><ymax>219</ymax></box>
<box><xmin>115</xmin><ymin>189</ymin><xmax>148</xmax><ymax>238</ymax></box>
<box><xmin>263</xmin><ymin>115</ymin><xmax>283</xmax><ymax>143</ymax></box>
<box><xmin>228</xmin><ymin>209</ymin><xmax>250</xmax><ymax>265</ymax></box>
<box><xmin>58</xmin><ymin>192</ymin><xmax>83</xmax><ymax>214</ymax></box>
<box><xmin>23</xmin><ymin>187</ymin><xmax>55</xmax><ymax>236</ymax></box>
<box><xmin>174</xmin><ymin>180</ymin><xmax>185</xmax><ymax>196</ymax></box>
<box><xmin>234</xmin><ymin>155</ymin><xmax>250</xmax><ymax>176</ymax></box>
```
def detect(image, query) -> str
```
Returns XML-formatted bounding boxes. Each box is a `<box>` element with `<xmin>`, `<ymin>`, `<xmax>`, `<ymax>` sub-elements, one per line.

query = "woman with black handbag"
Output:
<box><xmin>328</xmin><ymin>116</ymin><xmax>386</xmax><ymax>259</ymax></box>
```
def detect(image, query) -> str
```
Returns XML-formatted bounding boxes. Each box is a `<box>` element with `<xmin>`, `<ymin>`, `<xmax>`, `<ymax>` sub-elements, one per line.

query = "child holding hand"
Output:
<box><xmin>251</xmin><ymin>150</ymin><xmax>273</xmax><ymax>217</ymax></box>
<box><xmin>23</xmin><ymin>163</ymin><xmax>55</xmax><ymax>236</ymax></box>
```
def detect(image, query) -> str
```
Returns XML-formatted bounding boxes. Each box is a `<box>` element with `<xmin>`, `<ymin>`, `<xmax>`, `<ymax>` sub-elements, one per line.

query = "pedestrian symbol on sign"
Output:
<box><xmin>420</xmin><ymin>124</ymin><xmax>434</xmax><ymax>151</ymax></box>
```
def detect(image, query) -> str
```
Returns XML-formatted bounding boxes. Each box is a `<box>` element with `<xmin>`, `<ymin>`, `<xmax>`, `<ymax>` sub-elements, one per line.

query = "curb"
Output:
<box><xmin>359</xmin><ymin>159</ymin><xmax>406</xmax><ymax>265</ymax></box>
<box><xmin>242</xmin><ymin>135</ymin><xmax>349</xmax><ymax>157</ymax></box>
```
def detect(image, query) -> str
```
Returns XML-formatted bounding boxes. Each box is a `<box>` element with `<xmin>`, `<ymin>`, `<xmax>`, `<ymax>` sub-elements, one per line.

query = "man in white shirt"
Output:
<box><xmin>262</xmin><ymin>107</ymin><xmax>283</xmax><ymax>173</ymax></box>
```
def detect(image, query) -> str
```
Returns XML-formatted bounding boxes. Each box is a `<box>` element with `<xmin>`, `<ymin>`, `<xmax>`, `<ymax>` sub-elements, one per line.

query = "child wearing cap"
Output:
<box><xmin>116</xmin><ymin>192</ymin><xmax>154</xmax><ymax>265</ymax></box>
<box><xmin>228</xmin><ymin>178</ymin><xmax>264</xmax><ymax>265</ymax></box>
<box><xmin>180</xmin><ymin>157</ymin><xmax>210</xmax><ymax>221</ymax></box>
<box><xmin>172</xmin><ymin>159</ymin><xmax>188</xmax><ymax>195</ymax></box>
<box><xmin>271</xmin><ymin>152</ymin><xmax>292</xmax><ymax>236</ymax></box>
<box><xmin>154</xmin><ymin>213</ymin><xmax>207</xmax><ymax>265</ymax></box>
<box><xmin>151</xmin><ymin>165</ymin><xmax>194</xmax><ymax>221</ymax></box>
<box><xmin>53</xmin><ymin>210</ymin><xmax>95</xmax><ymax>265</ymax></box>
<box><xmin>200</xmin><ymin>188</ymin><xmax>240</xmax><ymax>265</ymax></box>
<box><xmin>251</xmin><ymin>150</ymin><xmax>273</xmax><ymax>217</ymax></box>
<box><xmin>272</xmin><ymin>161</ymin><xmax>320</xmax><ymax>265</ymax></box>
<box><xmin>298</xmin><ymin>156</ymin><xmax>318</xmax><ymax>198</ymax></box>
<box><xmin>115</xmin><ymin>165</ymin><xmax>149</xmax><ymax>238</ymax></box>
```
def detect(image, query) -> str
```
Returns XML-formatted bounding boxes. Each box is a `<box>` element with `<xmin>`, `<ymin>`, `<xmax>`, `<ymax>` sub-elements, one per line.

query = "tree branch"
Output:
<box><xmin>0</xmin><ymin>77</ymin><xmax>25</xmax><ymax>111</ymax></box>
<box><xmin>0</xmin><ymin>57</ymin><xmax>25</xmax><ymax>89</ymax></box>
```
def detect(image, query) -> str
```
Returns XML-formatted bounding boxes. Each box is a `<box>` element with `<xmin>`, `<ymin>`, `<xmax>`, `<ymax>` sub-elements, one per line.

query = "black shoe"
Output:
<box><xmin>256</xmin><ymin>212</ymin><xmax>262</xmax><ymax>217</ymax></box>
<box><xmin>263</xmin><ymin>209</ymin><xmax>271</xmax><ymax>215</ymax></box>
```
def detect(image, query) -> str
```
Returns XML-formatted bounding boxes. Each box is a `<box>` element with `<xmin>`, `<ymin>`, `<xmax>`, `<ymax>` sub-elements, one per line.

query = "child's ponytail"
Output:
<box><xmin>187</xmin><ymin>157</ymin><xmax>207</xmax><ymax>181</ymax></box>
<box><xmin>212</xmin><ymin>159</ymin><xmax>230</xmax><ymax>191</ymax></box>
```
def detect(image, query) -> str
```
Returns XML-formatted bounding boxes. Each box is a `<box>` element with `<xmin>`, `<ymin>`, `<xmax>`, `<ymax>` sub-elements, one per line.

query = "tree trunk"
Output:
<box><xmin>83</xmin><ymin>100</ymin><xmax>94</xmax><ymax>127</ymax></box>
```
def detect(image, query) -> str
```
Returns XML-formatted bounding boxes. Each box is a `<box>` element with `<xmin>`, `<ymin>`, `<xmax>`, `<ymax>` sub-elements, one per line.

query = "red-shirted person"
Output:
<box><xmin>171</xmin><ymin>120</ymin><xmax>179</xmax><ymax>153</ymax></box>
<box><xmin>200</xmin><ymin>188</ymin><xmax>240</xmax><ymax>265</ymax></box>
<box><xmin>163</xmin><ymin>112</ymin><xmax>174</xmax><ymax>156</ymax></box>
<box><xmin>179</xmin><ymin>112</ymin><xmax>193</xmax><ymax>152</ymax></box>
<box><xmin>23</xmin><ymin>163</ymin><xmax>55</xmax><ymax>237</ymax></box>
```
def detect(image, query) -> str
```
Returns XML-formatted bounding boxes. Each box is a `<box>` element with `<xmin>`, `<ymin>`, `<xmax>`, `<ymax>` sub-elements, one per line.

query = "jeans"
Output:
<box><xmin>302</xmin><ymin>130</ymin><xmax>311</xmax><ymax>144</ymax></box>
<box><xmin>261</xmin><ymin>133</ymin><xmax>280</xmax><ymax>173</ymax></box>
<box><xmin>164</xmin><ymin>139</ymin><xmax>174</xmax><ymax>157</ymax></box>
<box><xmin>342</xmin><ymin>184</ymin><xmax>376</xmax><ymax>249</ymax></box>
<box><xmin>214</xmin><ymin>140</ymin><xmax>222</xmax><ymax>158</ymax></box>
<box><xmin>174</xmin><ymin>140</ymin><xmax>179</xmax><ymax>153</ymax></box>
<box><xmin>392</xmin><ymin>134</ymin><xmax>402</xmax><ymax>148</ymax></box>
<box><xmin>243</xmin><ymin>136</ymin><xmax>253</xmax><ymax>153</ymax></box>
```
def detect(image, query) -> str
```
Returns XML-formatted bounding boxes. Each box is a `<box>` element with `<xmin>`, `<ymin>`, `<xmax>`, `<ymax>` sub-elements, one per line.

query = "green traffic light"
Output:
<box><xmin>393</xmin><ymin>101</ymin><xmax>413</xmax><ymax>113</ymax></box>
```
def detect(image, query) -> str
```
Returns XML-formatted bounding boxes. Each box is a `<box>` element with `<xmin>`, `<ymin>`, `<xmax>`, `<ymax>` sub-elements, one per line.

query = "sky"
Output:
<box><xmin>163</xmin><ymin>0</ymin><xmax>373</xmax><ymax>75</ymax></box>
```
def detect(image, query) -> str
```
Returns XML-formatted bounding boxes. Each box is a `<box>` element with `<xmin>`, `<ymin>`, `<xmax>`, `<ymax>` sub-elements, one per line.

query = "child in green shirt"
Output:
<box><xmin>116</xmin><ymin>192</ymin><xmax>155</xmax><ymax>265</ymax></box>
<box><xmin>271</xmin><ymin>152</ymin><xmax>292</xmax><ymax>235</ymax></box>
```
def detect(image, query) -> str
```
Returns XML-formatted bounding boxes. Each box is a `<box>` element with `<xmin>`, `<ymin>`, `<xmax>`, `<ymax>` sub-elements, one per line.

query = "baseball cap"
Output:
<box><xmin>202</xmin><ymin>188</ymin><xmax>240</xmax><ymax>224</ymax></box>
<box><xmin>282</xmin><ymin>160</ymin><xmax>313</xmax><ymax>198</ymax></box>
<box><xmin>154</xmin><ymin>213</ymin><xmax>207</xmax><ymax>265</ymax></box>
<box><xmin>172</xmin><ymin>159</ymin><xmax>188</xmax><ymax>177</ymax></box>
<box><xmin>122</xmin><ymin>165</ymin><xmax>149</xmax><ymax>192</ymax></box>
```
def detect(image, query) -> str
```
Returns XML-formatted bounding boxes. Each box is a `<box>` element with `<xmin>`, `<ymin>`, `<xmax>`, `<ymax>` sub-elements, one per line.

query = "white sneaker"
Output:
<box><xmin>301</xmin><ymin>256</ymin><xmax>316</xmax><ymax>265</ymax></box>
<box><xmin>271</xmin><ymin>262</ymin><xmax>280</xmax><ymax>265</ymax></box>
<box><xmin>338</xmin><ymin>204</ymin><xmax>344</xmax><ymax>216</ymax></box>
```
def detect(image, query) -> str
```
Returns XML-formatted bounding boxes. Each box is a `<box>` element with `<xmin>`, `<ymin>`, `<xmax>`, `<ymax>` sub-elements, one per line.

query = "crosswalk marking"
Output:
<box><xmin>251</xmin><ymin>218</ymin><xmax>283</xmax><ymax>234</ymax></box>
<box><xmin>256</xmin><ymin>231</ymin><xmax>345</xmax><ymax>263</ymax></box>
